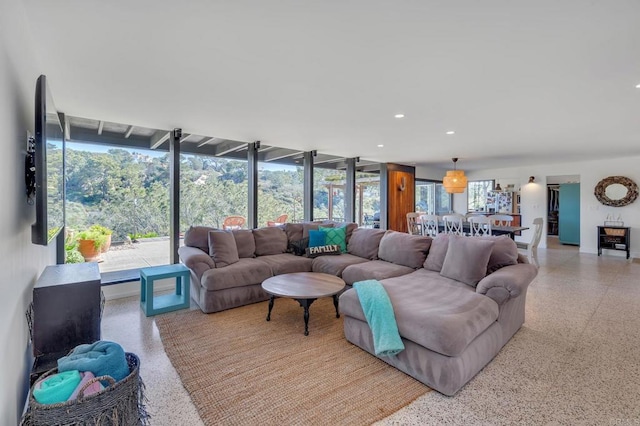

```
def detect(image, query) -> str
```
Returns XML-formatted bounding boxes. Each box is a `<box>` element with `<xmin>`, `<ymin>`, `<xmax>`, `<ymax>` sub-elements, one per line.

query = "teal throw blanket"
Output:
<box><xmin>33</xmin><ymin>370</ymin><xmax>82</xmax><ymax>404</ymax></box>
<box><xmin>58</xmin><ymin>341</ymin><xmax>129</xmax><ymax>382</ymax></box>
<box><xmin>353</xmin><ymin>280</ymin><xmax>405</xmax><ymax>357</ymax></box>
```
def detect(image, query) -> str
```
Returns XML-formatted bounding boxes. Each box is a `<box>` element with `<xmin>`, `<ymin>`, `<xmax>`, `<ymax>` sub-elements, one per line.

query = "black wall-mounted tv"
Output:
<box><xmin>31</xmin><ymin>75</ymin><xmax>64</xmax><ymax>246</ymax></box>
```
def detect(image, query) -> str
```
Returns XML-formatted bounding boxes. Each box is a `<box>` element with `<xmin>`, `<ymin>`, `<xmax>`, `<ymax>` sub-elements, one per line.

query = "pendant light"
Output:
<box><xmin>443</xmin><ymin>158</ymin><xmax>467</xmax><ymax>194</ymax></box>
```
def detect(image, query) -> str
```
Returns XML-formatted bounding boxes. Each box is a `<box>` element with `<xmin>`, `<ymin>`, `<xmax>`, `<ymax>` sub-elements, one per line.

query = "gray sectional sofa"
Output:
<box><xmin>179</xmin><ymin>222</ymin><xmax>537</xmax><ymax>395</ymax></box>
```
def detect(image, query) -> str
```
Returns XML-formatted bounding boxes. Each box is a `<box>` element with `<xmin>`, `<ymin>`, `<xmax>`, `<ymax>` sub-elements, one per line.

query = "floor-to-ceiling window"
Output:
<box><xmin>314</xmin><ymin>168</ymin><xmax>346</xmax><ymax>222</ymax></box>
<box><xmin>355</xmin><ymin>172</ymin><xmax>380</xmax><ymax>227</ymax></box>
<box><xmin>415</xmin><ymin>179</ymin><xmax>452</xmax><ymax>215</ymax></box>
<box><xmin>65</xmin><ymin>142</ymin><xmax>171</xmax><ymax>272</ymax></box>
<box><xmin>257</xmin><ymin>161</ymin><xmax>304</xmax><ymax>226</ymax></box>
<box><xmin>180</xmin><ymin>154</ymin><xmax>248</xmax><ymax>229</ymax></box>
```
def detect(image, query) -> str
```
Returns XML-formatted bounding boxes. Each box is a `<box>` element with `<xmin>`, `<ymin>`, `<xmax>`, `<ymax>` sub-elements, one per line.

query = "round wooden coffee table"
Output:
<box><xmin>261</xmin><ymin>272</ymin><xmax>346</xmax><ymax>336</ymax></box>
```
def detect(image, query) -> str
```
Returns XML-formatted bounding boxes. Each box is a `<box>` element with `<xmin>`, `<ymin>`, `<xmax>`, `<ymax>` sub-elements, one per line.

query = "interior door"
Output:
<box><xmin>558</xmin><ymin>183</ymin><xmax>580</xmax><ymax>245</ymax></box>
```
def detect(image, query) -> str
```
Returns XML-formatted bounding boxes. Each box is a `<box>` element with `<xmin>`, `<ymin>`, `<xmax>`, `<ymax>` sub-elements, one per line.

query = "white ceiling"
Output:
<box><xmin>21</xmin><ymin>0</ymin><xmax>640</xmax><ymax>171</ymax></box>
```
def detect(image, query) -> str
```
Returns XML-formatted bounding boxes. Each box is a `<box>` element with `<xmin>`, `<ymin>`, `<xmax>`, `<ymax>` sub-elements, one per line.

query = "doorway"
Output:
<box><xmin>546</xmin><ymin>175</ymin><xmax>580</xmax><ymax>247</ymax></box>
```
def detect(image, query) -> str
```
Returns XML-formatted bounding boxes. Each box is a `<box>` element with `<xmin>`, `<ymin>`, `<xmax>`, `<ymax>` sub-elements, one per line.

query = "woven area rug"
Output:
<box><xmin>156</xmin><ymin>298</ymin><xmax>429</xmax><ymax>426</ymax></box>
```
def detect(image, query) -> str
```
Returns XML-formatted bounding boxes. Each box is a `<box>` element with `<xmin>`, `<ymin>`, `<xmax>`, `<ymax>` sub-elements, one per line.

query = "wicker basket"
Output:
<box><xmin>21</xmin><ymin>352</ymin><xmax>149</xmax><ymax>426</ymax></box>
<box><xmin>604</xmin><ymin>228</ymin><xmax>625</xmax><ymax>236</ymax></box>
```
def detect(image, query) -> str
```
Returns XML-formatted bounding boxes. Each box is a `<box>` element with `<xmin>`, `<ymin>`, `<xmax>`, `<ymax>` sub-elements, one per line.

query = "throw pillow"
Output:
<box><xmin>305</xmin><ymin>244</ymin><xmax>341</xmax><ymax>258</ymax></box>
<box><xmin>440</xmin><ymin>235</ymin><xmax>495</xmax><ymax>287</ymax></box>
<box><xmin>423</xmin><ymin>233</ymin><xmax>450</xmax><ymax>272</ymax></box>
<box><xmin>252</xmin><ymin>227</ymin><xmax>288</xmax><ymax>256</ymax></box>
<box><xmin>208</xmin><ymin>230</ymin><xmax>240</xmax><ymax>267</ymax></box>
<box><xmin>480</xmin><ymin>235</ymin><xmax>519</xmax><ymax>274</ymax></box>
<box><xmin>289</xmin><ymin>237</ymin><xmax>310</xmax><ymax>256</ymax></box>
<box><xmin>377</xmin><ymin>230</ymin><xmax>432</xmax><ymax>268</ymax></box>
<box><xmin>319</xmin><ymin>226</ymin><xmax>347</xmax><ymax>253</ymax></box>
<box><xmin>347</xmin><ymin>228</ymin><xmax>386</xmax><ymax>260</ymax></box>
<box><xmin>308</xmin><ymin>230</ymin><xmax>326</xmax><ymax>248</ymax></box>
<box><xmin>232</xmin><ymin>229</ymin><xmax>256</xmax><ymax>258</ymax></box>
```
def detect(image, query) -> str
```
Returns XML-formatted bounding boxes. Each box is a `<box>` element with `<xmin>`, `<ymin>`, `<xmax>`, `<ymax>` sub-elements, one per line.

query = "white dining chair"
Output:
<box><xmin>468</xmin><ymin>215</ymin><xmax>492</xmax><ymax>236</ymax></box>
<box><xmin>419</xmin><ymin>214</ymin><xmax>440</xmax><ymax>237</ymax></box>
<box><xmin>516</xmin><ymin>217</ymin><xmax>544</xmax><ymax>267</ymax></box>
<box><xmin>406</xmin><ymin>212</ymin><xmax>423</xmax><ymax>235</ymax></box>
<box><xmin>442</xmin><ymin>214</ymin><xmax>464</xmax><ymax>236</ymax></box>
<box><xmin>488</xmin><ymin>214</ymin><xmax>514</xmax><ymax>227</ymax></box>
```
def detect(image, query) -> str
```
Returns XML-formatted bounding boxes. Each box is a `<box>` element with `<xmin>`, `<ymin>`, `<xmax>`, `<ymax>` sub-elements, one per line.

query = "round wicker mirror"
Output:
<box><xmin>594</xmin><ymin>176</ymin><xmax>639</xmax><ymax>207</ymax></box>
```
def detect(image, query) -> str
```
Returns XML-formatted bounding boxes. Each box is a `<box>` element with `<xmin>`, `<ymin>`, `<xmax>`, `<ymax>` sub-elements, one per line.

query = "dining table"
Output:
<box><xmin>436</xmin><ymin>223</ymin><xmax>529</xmax><ymax>240</ymax></box>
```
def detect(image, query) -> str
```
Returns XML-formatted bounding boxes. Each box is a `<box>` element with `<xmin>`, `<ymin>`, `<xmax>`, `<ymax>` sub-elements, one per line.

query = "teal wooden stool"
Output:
<box><xmin>140</xmin><ymin>264</ymin><xmax>190</xmax><ymax>316</ymax></box>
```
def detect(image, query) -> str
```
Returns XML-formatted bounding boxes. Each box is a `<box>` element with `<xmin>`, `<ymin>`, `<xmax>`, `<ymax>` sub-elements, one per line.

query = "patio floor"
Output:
<box><xmin>98</xmin><ymin>237</ymin><xmax>174</xmax><ymax>273</ymax></box>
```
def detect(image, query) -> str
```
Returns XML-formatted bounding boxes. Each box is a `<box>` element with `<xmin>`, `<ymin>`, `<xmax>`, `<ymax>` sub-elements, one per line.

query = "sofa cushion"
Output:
<box><xmin>232</xmin><ymin>229</ymin><xmax>256</xmax><ymax>258</ymax></box>
<box><xmin>342</xmin><ymin>260</ymin><xmax>414</xmax><ymax>285</ymax></box>
<box><xmin>184</xmin><ymin>225</ymin><xmax>217</xmax><ymax>252</ymax></box>
<box><xmin>200</xmin><ymin>258</ymin><xmax>273</xmax><ymax>291</ymax></box>
<box><xmin>256</xmin><ymin>253</ymin><xmax>313</xmax><ymax>275</ymax></box>
<box><xmin>347</xmin><ymin>228</ymin><xmax>386</xmax><ymax>260</ymax></box>
<box><xmin>308</xmin><ymin>230</ymin><xmax>326</xmax><ymax>248</ymax></box>
<box><xmin>208</xmin><ymin>230</ymin><xmax>240</xmax><ymax>267</ymax></box>
<box><xmin>305</xmin><ymin>245</ymin><xmax>341</xmax><ymax>258</ymax></box>
<box><xmin>321</xmin><ymin>221</ymin><xmax>358</xmax><ymax>243</ymax></box>
<box><xmin>289</xmin><ymin>237</ymin><xmax>309</xmax><ymax>256</ymax></box>
<box><xmin>253</xmin><ymin>227</ymin><xmax>288</xmax><ymax>256</ymax></box>
<box><xmin>423</xmin><ymin>233</ymin><xmax>450</xmax><ymax>272</ymax></box>
<box><xmin>283</xmin><ymin>223</ymin><xmax>304</xmax><ymax>243</ymax></box>
<box><xmin>377</xmin><ymin>231</ymin><xmax>432</xmax><ymax>269</ymax></box>
<box><xmin>440</xmin><ymin>235</ymin><xmax>495</xmax><ymax>287</ymax></box>
<box><xmin>480</xmin><ymin>235</ymin><xmax>519</xmax><ymax>274</ymax></box>
<box><xmin>311</xmin><ymin>253</ymin><xmax>369</xmax><ymax>276</ymax></box>
<box><xmin>319</xmin><ymin>226</ymin><xmax>347</xmax><ymax>253</ymax></box>
<box><xmin>302</xmin><ymin>222</ymin><xmax>333</xmax><ymax>238</ymax></box>
<box><xmin>339</xmin><ymin>269</ymin><xmax>500</xmax><ymax>357</ymax></box>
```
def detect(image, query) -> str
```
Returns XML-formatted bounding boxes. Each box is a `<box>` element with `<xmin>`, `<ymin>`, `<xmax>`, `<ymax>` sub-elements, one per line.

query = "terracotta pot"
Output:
<box><xmin>77</xmin><ymin>239</ymin><xmax>102</xmax><ymax>262</ymax></box>
<box><xmin>101</xmin><ymin>234</ymin><xmax>112</xmax><ymax>253</ymax></box>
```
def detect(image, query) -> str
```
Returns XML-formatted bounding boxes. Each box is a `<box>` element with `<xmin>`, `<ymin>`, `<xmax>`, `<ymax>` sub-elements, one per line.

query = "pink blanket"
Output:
<box><xmin>67</xmin><ymin>371</ymin><xmax>104</xmax><ymax>400</ymax></box>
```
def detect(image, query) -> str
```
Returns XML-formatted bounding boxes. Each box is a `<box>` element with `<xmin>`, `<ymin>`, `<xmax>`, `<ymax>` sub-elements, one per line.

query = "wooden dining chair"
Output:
<box><xmin>488</xmin><ymin>214</ymin><xmax>514</xmax><ymax>227</ymax></box>
<box><xmin>442</xmin><ymin>214</ymin><xmax>464</xmax><ymax>235</ymax></box>
<box><xmin>516</xmin><ymin>217</ymin><xmax>544</xmax><ymax>267</ymax></box>
<box><xmin>468</xmin><ymin>215</ymin><xmax>492</xmax><ymax>236</ymax></box>
<box><xmin>419</xmin><ymin>214</ymin><xmax>440</xmax><ymax>237</ymax></box>
<box><xmin>406</xmin><ymin>212</ymin><xmax>423</xmax><ymax>235</ymax></box>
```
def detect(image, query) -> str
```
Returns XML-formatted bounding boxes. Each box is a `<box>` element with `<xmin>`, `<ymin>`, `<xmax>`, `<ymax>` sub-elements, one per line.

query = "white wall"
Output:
<box><xmin>0</xmin><ymin>1</ymin><xmax>55</xmax><ymax>423</ymax></box>
<box><xmin>453</xmin><ymin>157</ymin><xmax>640</xmax><ymax>257</ymax></box>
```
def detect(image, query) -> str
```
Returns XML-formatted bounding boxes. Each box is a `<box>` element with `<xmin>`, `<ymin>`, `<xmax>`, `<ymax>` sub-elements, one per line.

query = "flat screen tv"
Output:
<box><xmin>31</xmin><ymin>75</ymin><xmax>64</xmax><ymax>246</ymax></box>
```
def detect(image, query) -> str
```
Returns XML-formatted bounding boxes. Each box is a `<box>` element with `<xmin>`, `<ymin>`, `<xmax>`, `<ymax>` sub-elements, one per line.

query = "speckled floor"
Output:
<box><xmin>102</xmin><ymin>238</ymin><xmax>640</xmax><ymax>425</ymax></box>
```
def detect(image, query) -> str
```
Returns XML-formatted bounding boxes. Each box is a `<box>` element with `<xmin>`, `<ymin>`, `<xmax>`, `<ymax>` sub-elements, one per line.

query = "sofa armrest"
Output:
<box><xmin>178</xmin><ymin>246</ymin><xmax>215</xmax><ymax>282</ymax></box>
<box><xmin>476</xmin><ymin>263</ymin><xmax>538</xmax><ymax>305</ymax></box>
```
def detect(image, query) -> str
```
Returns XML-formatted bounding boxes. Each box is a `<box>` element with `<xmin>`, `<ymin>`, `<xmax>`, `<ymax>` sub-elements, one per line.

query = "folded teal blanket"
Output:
<box><xmin>353</xmin><ymin>280</ymin><xmax>405</xmax><ymax>357</ymax></box>
<box><xmin>58</xmin><ymin>341</ymin><xmax>129</xmax><ymax>382</ymax></box>
<box><xmin>33</xmin><ymin>370</ymin><xmax>82</xmax><ymax>404</ymax></box>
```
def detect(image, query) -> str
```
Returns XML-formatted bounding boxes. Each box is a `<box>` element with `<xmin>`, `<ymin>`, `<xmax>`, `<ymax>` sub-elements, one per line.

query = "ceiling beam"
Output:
<box><xmin>97</xmin><ymin>121</ymin><xmax>104</xmax><ymax>135</ymax></box>
<box><xmin>124</xmin><ymin>125</ymin><xmax>134</xmax><ymax>138</ymax></box>
<box><xmin>180</xmin><ymin>133</ymin><xmax>193</xmax><ymax>143</ymax></box>
<box><xmin>197</xmin><ymin>137</ymin><xmax>217</xmax><ymax>148</ymax></box>
<box><xmin>150</xmin><ymin>131</ymin><xmax>170</xmax><ymax>149</ymax></box>
<box><xmin>313</xmin><ymin>156</ymin><xmax>343</xmax><ymax>165</ymax></box>
<box><xmin>212</xmin><ymin>141</ymin><xmax>247</xmax><ymax>156</ymax></box>
<box><xmin>68</xmin><ymin>127</ymin><xmax>155</xmax><ymax>150</ymax></box>
<box><xmin>261</xmin><ymin>148</ymin><xmax>305</xmax><ymax>162</ymax></box>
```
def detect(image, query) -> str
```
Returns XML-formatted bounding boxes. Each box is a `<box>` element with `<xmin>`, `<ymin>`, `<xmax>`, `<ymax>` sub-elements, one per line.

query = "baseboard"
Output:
<box><xmin>101</xmin><ymin>279</ymin><xmax>176</xmax><ymax>301</ymax></box>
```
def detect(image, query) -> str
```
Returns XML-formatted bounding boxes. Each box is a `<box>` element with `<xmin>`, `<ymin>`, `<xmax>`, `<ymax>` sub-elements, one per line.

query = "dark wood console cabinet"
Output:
<box><xmin>597</xmin><ymin>226</ymin><xmax>630</xmax><ymax>259</ymax></box>
<box><xmin>31</xmin><ymin>262</ymin><xmax>102</xmax><ymax>381</ymax></box>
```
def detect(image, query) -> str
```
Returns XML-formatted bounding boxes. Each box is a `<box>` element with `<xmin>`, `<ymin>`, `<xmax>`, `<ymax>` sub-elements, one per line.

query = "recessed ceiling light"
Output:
<box><xmin>636</xmin><ymin>83</ymin><xmax>640</xmax><ymax>89</ymax></box>
<box><xmin>394</xmin><ymin>114</ymin><xmax>405</xmax><ymax>119</ymax></box>
<box><xmin>377</xmin><ymin>144</ymin><xmax>384</xmax><ymax>148</ymax></box>
<box><xmin>446</xmin><ymin>131</ymin><xmax>455</xmax><ymax>135</ymax></box>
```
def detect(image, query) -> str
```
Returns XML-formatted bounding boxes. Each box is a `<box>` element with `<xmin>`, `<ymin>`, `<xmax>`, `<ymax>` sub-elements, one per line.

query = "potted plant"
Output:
<box><xmin>76</xmin><ymin>229</ymin><xmax>107</xmax><ymax>262</ymax></box>
<box><xmin>89</xmin><ymin>224</ymin><xmax>113</xmax><ymax>253</ymax></box>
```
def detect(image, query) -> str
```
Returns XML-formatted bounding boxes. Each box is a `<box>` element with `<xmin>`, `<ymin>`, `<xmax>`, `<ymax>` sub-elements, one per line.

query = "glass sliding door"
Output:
<box><xmin>415</xmin><ymin>180</ymin><xmax>452</xmax><ymax>216</ymax></box>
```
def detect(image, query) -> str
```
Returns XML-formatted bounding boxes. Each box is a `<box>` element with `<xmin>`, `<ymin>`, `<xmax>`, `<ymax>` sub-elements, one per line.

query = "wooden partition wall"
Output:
<box><xmin>380</xmin><ymin>163</ymin><xmax>415</xmax><ymax>233</ymax></box>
